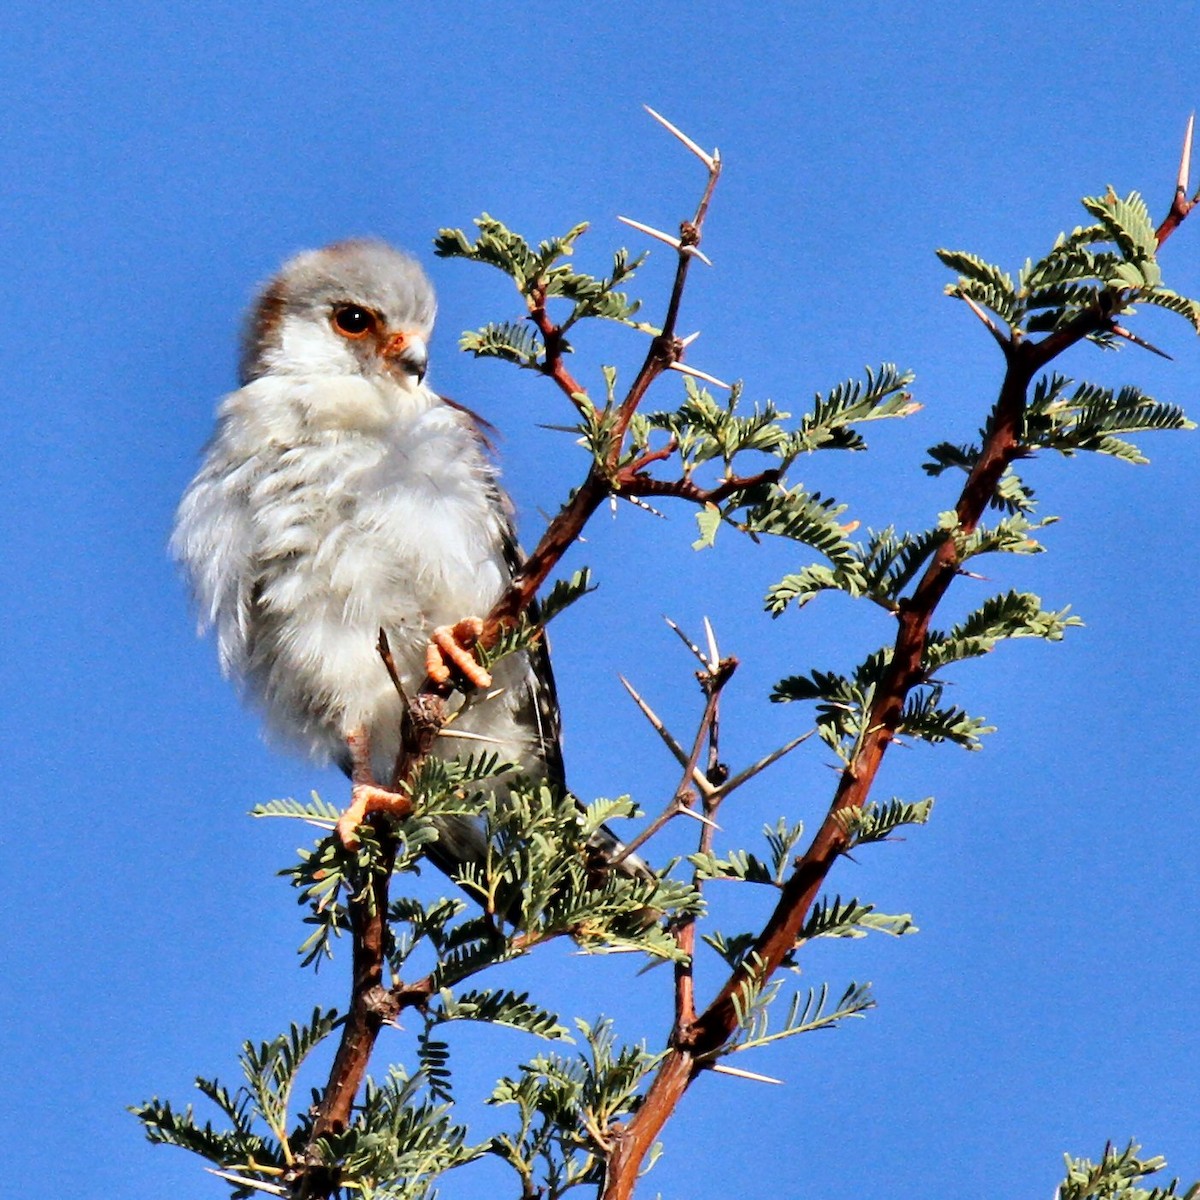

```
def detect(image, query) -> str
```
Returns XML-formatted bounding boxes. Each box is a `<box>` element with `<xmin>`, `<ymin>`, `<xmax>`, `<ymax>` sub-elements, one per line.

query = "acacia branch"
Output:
<box><xmin>528</xmin><ymin>282</ymin><xmax>590</xmax><ymax>412</ymax></box>
<box><xmin>601</xmin><ymin>132</ymin><xmax>1198</xmax><ymax>1199</ymax></box>
<box><xmin>304</xmin><ymin>694</ymin><xmax>446</xmax><ymax>1168</ymax></box>
<box><xmin>617</xmin><ymin>466</ymin><xmax>781</xmax><ymax>506</ymax></box>
<box><xmin>299</xmin><ymin>116</ymin><xmax>724</xmax><ymax>1198</ymax></box>
<box><xmin>490</xmin><ymin>132</ymin><xmax>723</xmax><ymax>636</ymax></box>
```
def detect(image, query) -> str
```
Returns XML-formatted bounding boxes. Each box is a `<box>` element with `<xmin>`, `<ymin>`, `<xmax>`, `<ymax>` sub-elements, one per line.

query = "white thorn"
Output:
<box><xmin>643</xmin><ymin>104</ymin><xmax>718</xmax><ymax>172</ymax></box>
<box><xmin>669</xmin><ymin>361</ymin><xmax>731</xmax><ymax>390</ymax></box>
<box><xmin>437</xmin><ymin>728</ymin><xmax>508</xmax><ymax>745</ymax></box>
<box><xmin>623</xmin><ymin>493</ymin><xmax>667</xmax><ymax>518</ymax></box>
<box><xmin>1179</xmin><ymin>112</ymin><xmax>1195</xmax><ymax>194</ymax></box>
<box><xmin>618</xmin><ymin>215</ymin><xmax>682</xmax><ymax>250</ymax></box>
<box><xmin>679</xmin><ymin>330</ymin><xmax>701</xmax><ymax>347</ymax></box>
<box><xmin>205</xmin><ymin>1170</ymin><xmax>288</xmax><ymax>1197</ymax></box>
<box><xmin>678</xmin><ymin>805</ymin><xmax>721</xmax><ymax>830</ymax></box>
<box><xmin>702</xmin><ymin>616</ymin><xmax>720</xmax><ymax>669</ymax></box>
<box><xmin>707</xmin><ymin>1061</ymin><xmax>784</xmax><ymax>1085</ymax></box>
<box><xmin>618</xmin><ymin>215</ymin><xmax>711</xmax><ymax>265</ymax></box>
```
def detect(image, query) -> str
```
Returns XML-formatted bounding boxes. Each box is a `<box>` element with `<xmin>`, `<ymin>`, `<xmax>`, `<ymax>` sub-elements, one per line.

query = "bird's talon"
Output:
<box><xmin>427</xmin><ymin>618</ymin><xmax>492</xmax><ymax>689</ymax></box>
<box><xmin>337</xmin><ymin>783</ymin><xmax>411</xmax><ymax>848</ymax></box>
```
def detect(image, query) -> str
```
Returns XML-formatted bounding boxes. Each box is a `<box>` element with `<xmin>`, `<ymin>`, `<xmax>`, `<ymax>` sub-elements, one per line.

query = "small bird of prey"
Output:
<box><xmin>173</xmin><ymin>239</ymin><xmax>643</xmax><ymax>886</ymax></box>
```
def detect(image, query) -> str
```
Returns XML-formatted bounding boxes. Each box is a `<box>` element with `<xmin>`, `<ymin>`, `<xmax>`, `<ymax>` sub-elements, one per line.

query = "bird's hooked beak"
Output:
<box><xmin>381</xmin><ymin>330</ymin><xmax>428</xmax><ymax>382</ymax></box>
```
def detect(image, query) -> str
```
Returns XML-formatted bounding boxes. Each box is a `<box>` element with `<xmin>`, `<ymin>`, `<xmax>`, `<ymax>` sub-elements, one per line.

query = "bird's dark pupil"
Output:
<box><xmin>336</xmin><ymin>306</ymin><xmax>371</xmax><ymax>334</ymax></box>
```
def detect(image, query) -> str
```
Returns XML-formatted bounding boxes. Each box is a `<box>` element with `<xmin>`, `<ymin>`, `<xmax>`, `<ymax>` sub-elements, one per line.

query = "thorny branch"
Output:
<box><xmin>670</xmin><ymin>627</ymin><xmax>737</xmax><ymax>1038</ymax></box>
<box><xmin>487</xmin><ymin>118</ymin><xmax>723</xmax><ymax>634</ymax></box>
<box><xmin>300</xmin><ymin>112</ymin><xmax>727</xmax><ymax>1194</ymax></box>
<box><xmin>301</xmin><ymin>109</ymin><xmax>1198</xmax><ymax>1200</ymax></box>
<box><xmin>598</xmin><ymin>122</ymin><xmax>1200</xmax><ymax>1200</ymax></box>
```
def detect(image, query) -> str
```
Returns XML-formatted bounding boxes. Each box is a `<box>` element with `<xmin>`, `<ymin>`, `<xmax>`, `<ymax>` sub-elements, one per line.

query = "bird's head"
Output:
<box><xmin>240</xmin><ymin>240</ymin><xmax>437</xmax><ymax>390</ymax></box>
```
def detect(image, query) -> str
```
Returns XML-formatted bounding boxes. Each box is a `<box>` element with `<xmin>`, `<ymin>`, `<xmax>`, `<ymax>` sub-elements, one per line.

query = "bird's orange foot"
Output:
<box><xmin>426</xmin><ymin>617</ymin><xmax>492</xmax><ymax>690</ymax></box>
<box><xmin>336</xmin><ymin>782</ymin><xmax>413</xmax><ymax>849</ymax></box>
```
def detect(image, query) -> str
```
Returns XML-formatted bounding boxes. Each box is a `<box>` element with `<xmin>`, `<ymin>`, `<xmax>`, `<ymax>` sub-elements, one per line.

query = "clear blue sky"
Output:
<box><xmin>3</xmin><ymin>4</ymin><xmax>1199</xmax><ymax>1197</ymax></box>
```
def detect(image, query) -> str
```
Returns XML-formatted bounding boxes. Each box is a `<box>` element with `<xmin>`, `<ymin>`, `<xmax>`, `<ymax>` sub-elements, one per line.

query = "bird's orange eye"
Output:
<box><xmin>332</xmin><ymin>305</ymin><xmax>376</xmax><ymax>338</ymax></box>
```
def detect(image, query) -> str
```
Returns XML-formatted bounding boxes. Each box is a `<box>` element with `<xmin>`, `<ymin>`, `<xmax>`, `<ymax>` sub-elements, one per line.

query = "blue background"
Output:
<box><xmin>3</xmin><ymin>3</ymin><xmax>1198</xmax><ymax>1197</ymax></box>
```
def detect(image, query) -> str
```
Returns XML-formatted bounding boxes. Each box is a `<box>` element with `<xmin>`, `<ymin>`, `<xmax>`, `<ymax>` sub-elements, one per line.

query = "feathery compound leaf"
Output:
<box><xmin>923</xmin><ymin>441</ymin><xmax>980</xmax><ymax>477</ymax></box>
<box><xmin>460</xmin><ymin>320</ymin><xmax>544</xmax><ymax>367</ymax></box>
<box><xmin>771</xmin><ymin>667</ymin><xmax>870</xmax><ymax>760</ymax></box>
<box><xmin>387</xmin><ymin>896</ymin><xmax>468</xmax><ymax>973</ymax></box>
<box><xmin>937</xmin><ymin>250</ymin><xmax>1019</xmax><ymax>322</ymax></box>
<box><xmin>644</xmin><ymin>378</ymin><xmax>792</xmax><ymax>470</ymax></box>
<box><xmin>434</xmin><ymin>214</ymin><xmax>538</xmax><ymax>285</ymax></box>
<box><xmin>990</xmin><ymin>466</ymin><xmax>1040</xmax><ymax>514</ymax></box>
<box><xmin>1020</xmin><ymin>238</ymin><xmax>1109</xmax><ymax>295</ymax></box>
<box><xmin>240</xmin><ymin>1007</ymin><xmax>342</xmax><ymax>1143</ymax></box>
<box><xmin>531</xmin><ymin>221</ymin><xmax>591</xmax><ymax>277</ymax></box>
<box><xmin>724</xmin><ymin>978</ymin><xmax>875</xmax><ymax>1057</ymax></box>
<box><xmin>1080</xmin><ymin>188</ymin><xmax>1161</xmax><ymax>286</ymax></box>
<box><xmin>737</xmin><ymin>484</ymin><xmax>861</xmax><ymax>573</ymax></box>
<box><xmin>253</xmin><ymin>792</ymin><xmax>341</xmax><ymax>825</ymax></box>
<box><xmin>835</xmin><ymin>797</ymin><xmax>935</xmax><ymax>846</ymax></box>
<box><xmin>924</xmin><ymin>590</ymin><xmax>1081</xmax><ymax>672</ymax></box>
<box><xmin>284</xmin><ymin>831</ymin><xmax>395</xmax><ymax>968</ymax></box>
<box><xmin>854</xmin><ymin>524</ymin><xmax>947</xmax><ymax>602</ymax></box>
<box><xmin>433</xmin><ymin>988</ymin><xmax>570</xmax><ymax>1040</ymax></box>
<box><xmin>765</xmin><ymin>524</ymin><xmax>946</xmax><ymax>614</ymax></box>
<box><xmin>897</xmin><ymin>686</ymin><xmax>993</xmax><ymax>750</ymax></box>
<box><xmin>799</xmin><ymin>896</ymin><xmax>917</xmax><ymax>941</ymax></box>
<box><xmin>1059</xmin><ymin>1140</ymin><xmax>1200</xmax><ymax>1200</ymax></box>
<box><xmin>549</xmin><ymin>247</ymin><xmax>648</xmax><ymax>328</ymax></box>
<box><xmin>954</xmin><ymin>512</ymin><xmax>1055</xmax><ymax>562</ymax></box>
<box><xmin>417</xmin><ymin>1030</ymin><xmax>453</xmax><ymax>1104</ymax></box>
<box><xmin>538</xmin><ymin>567</ymin><xmax>597</xmax><ymax>624</ymax></box>
<box><xmin>488</xmin><ymin>1018</ymin><xmax>658</xmax><ymax>1195</ymax></box>
<box><xmin>323</xmin><ymin>1064</ymin><xmax>479</xmax><ymax>1198</ymax></box>
<box><xmin>1024</xmin><ymin>374</ymin><xmax>1194</xmax><ymax>461</ymax></box>
<box><xmin>765</xmin><ymin>563</ymin><xmax>853</xmax><ymax>613</ymax></box>
<box><xmin>763</xmin><ymin>816</ymin><xmax>806</xmax><ymax>883</ymax></box>
<box><xmin>132</xmin><ymin>1094</ymin><xmax>278</xmax><ymax>1169</ymax></box>
<box><xmin>1139</xmin><ymin>286</ymin><xmax>1200</xmax><ymax>332</ymax></box>
<box><xmin>687</xmin><ymin>848</ymin><xmax>778</xmax><ymax>886</ymax></box>
<box><xmin>790</xmin><ymin>363</ymin><xmax>917</xmax><ymax>453</ymax></box>
<box><xmin>700</xmin><ymin>930</ymin><xmax>767</xmax><ymax>971</ymax></box>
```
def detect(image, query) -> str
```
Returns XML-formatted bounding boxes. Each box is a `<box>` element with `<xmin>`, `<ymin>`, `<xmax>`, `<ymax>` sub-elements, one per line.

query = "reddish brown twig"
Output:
<box><xmin>601</xmin><ymin>126</ymin><xmax>1198</xmax><ymax>1200</ymax></box>
<box><xmin>488</xmin><ymin>129</ymin><xmax>723</xmax><ymax>637</ymax></box>
<box><xmin>305</xmin><ymin>694</ymin><xmax>446</xmax><ymax>1165</ymax></box>
<box><xmin>300</xmin><ymin>115</ymin><xmax>725</xmax><ymax>1197</ymax></box>
<box><xmin>528</xmin><ymin>280</ymin><xmax>590</xmax><ymax>413</ymax></box>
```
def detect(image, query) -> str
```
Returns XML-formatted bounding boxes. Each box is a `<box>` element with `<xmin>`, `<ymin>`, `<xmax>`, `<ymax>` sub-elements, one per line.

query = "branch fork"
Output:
<box><xmin>600</xmin><ymin>115</ymin><xmax>1200</xmax><ymax>1200</ymax></box>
